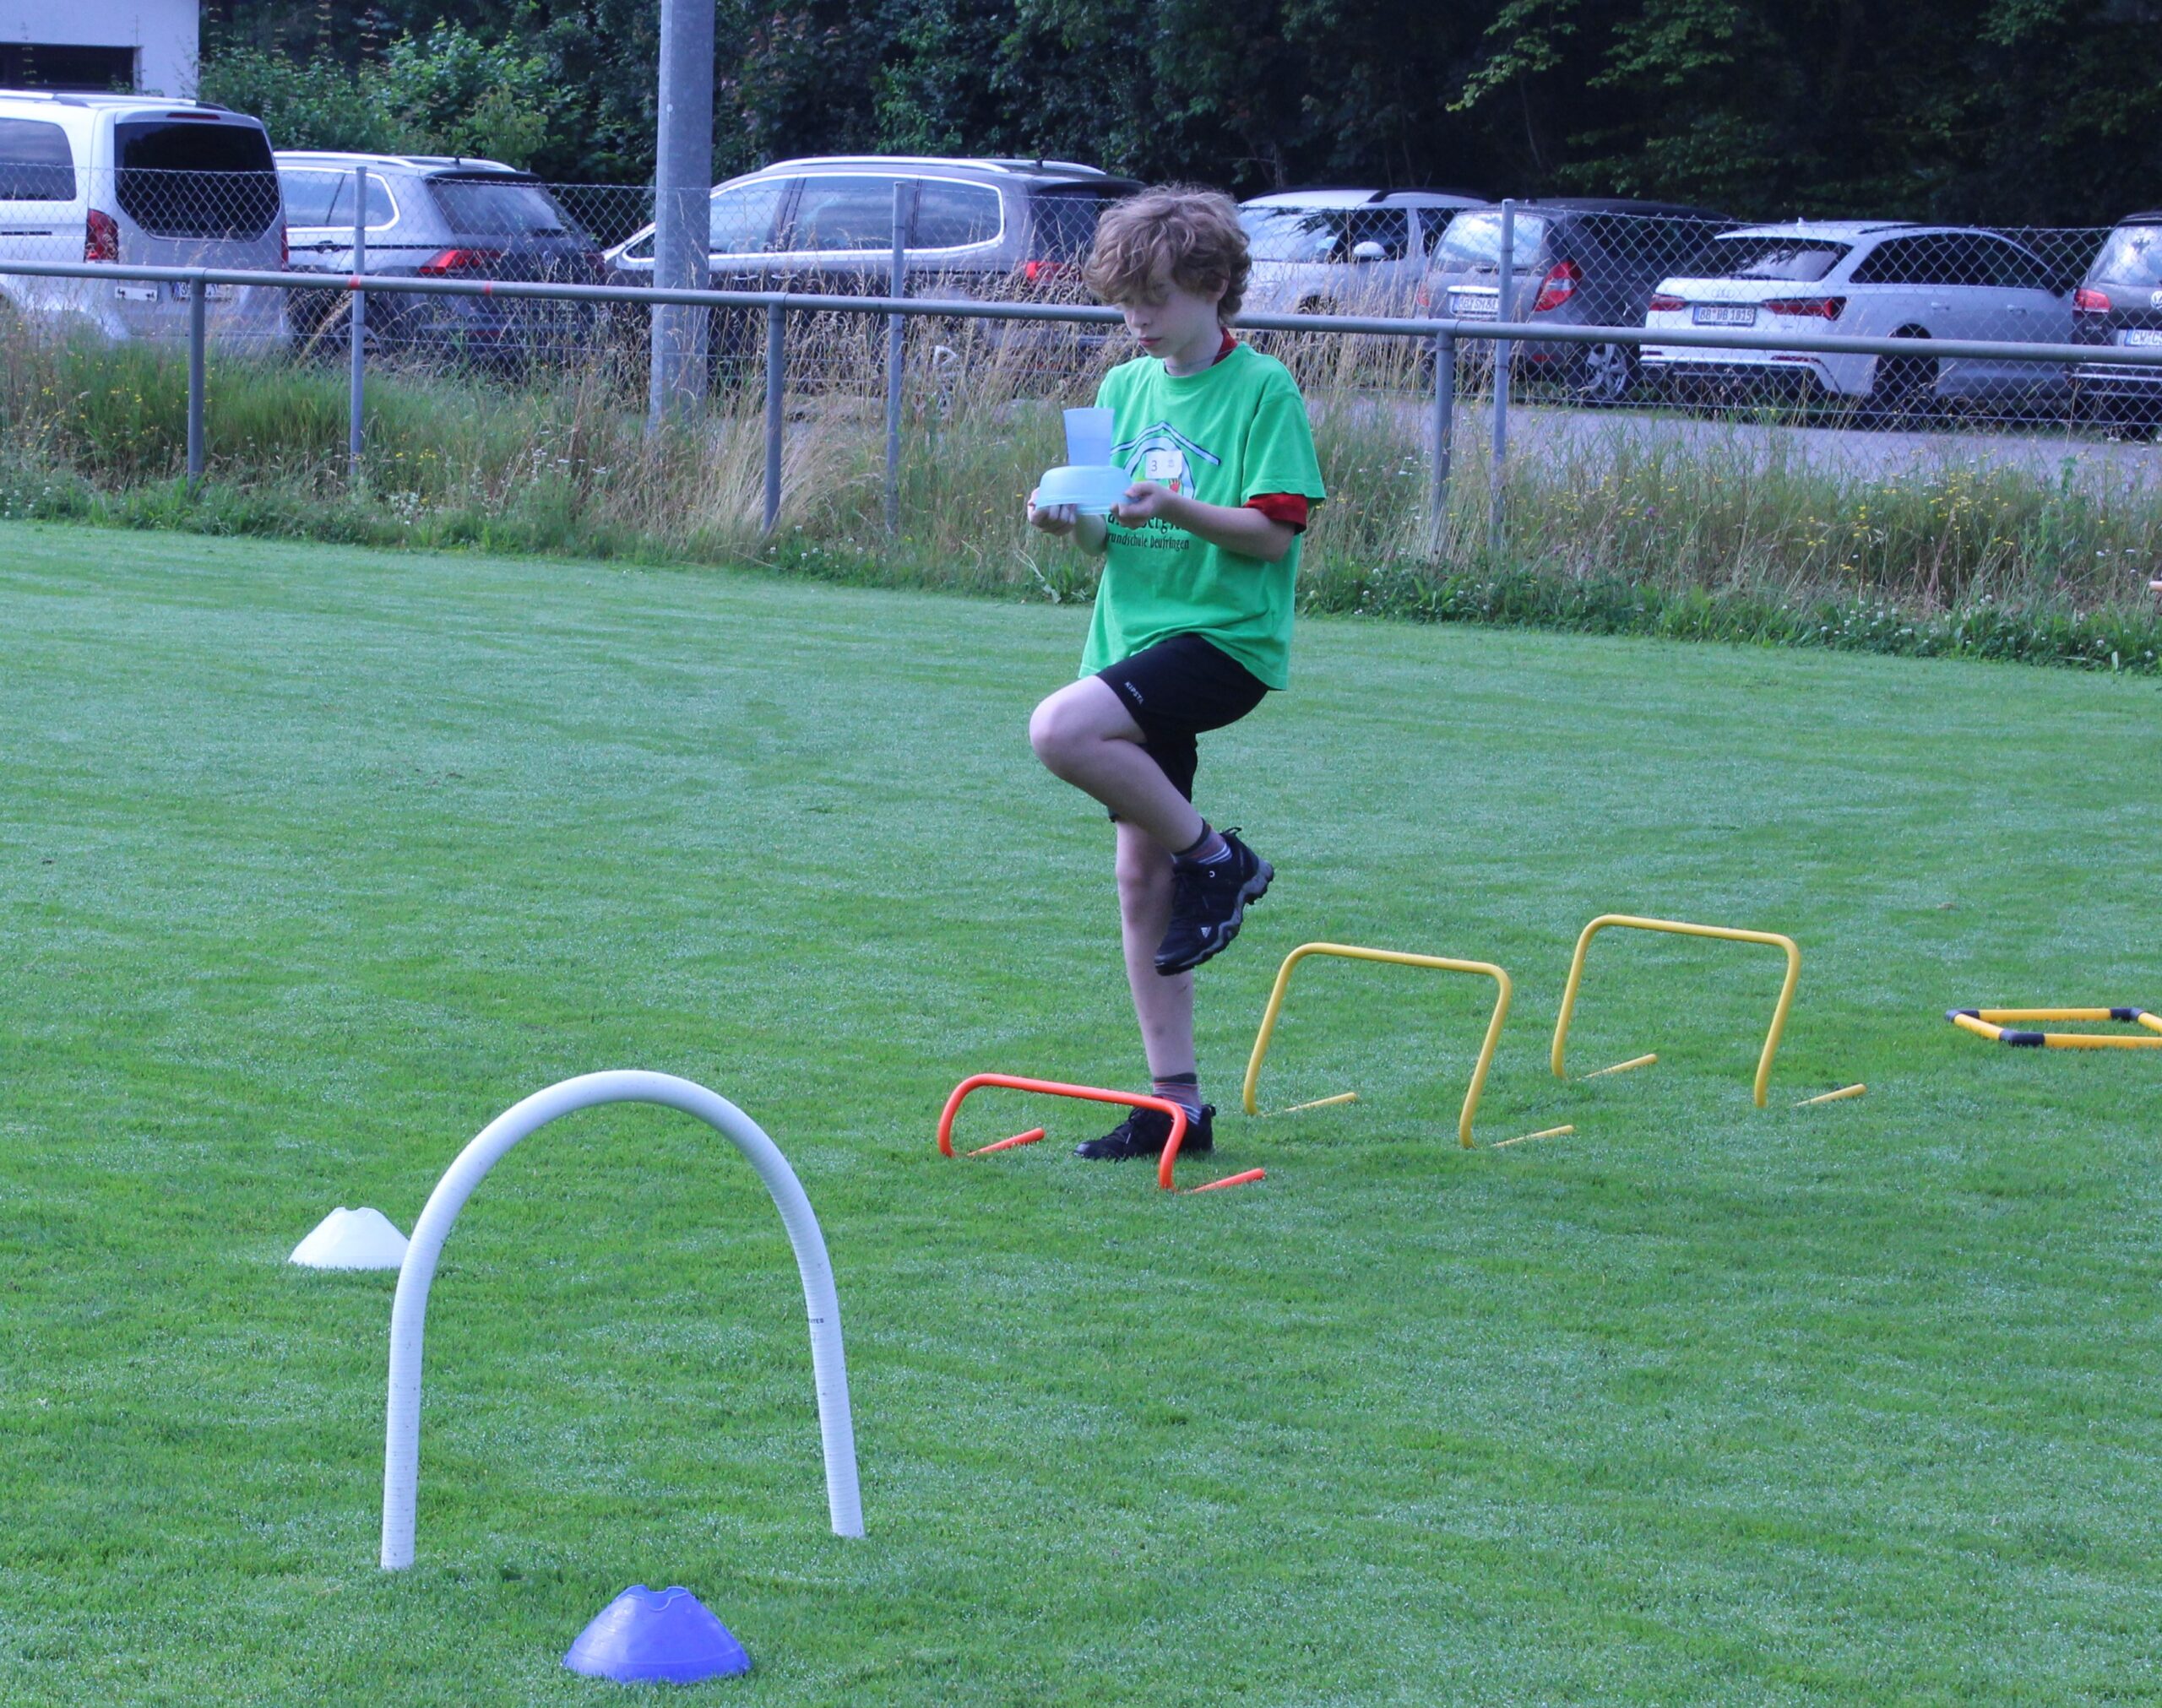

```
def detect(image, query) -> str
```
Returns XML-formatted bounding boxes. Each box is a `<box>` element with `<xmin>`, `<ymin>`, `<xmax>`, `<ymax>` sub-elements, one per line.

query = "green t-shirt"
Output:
<box><xmin>1078</xmin><ymin>342</ymin><xmax>1326</xmax><ymax>691</ymax></box>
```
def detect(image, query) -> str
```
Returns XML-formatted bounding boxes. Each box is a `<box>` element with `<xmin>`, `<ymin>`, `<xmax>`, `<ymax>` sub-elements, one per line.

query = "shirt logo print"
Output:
<box><xmin>1113</xmin><ymin>422</ymin><xmax>1222</xmax><ymax>498</ymax></box>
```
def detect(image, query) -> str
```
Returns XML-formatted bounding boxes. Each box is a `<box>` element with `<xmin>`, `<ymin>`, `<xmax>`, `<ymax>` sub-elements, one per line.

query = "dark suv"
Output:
<box><xmin>1422</xmin><ymin>198</ymin><xmax>1733</xmax><ymax>402</ymax></box>
<box><xmin>278</xmin><ymin>150</ymin><xmax>603</xmax><ymax>371</ymax></box>
<box><xmin>603</xmin><ymin>155</ymin><xmax>1140</xmax><ymax>365</ymax></box>
<box><xmin>2070</xmin><ymin>212</ymin><xmax>2162</xmax><ymax>432</ymax></box>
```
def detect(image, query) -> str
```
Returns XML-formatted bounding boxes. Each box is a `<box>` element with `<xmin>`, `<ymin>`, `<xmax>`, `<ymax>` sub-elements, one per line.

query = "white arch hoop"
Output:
<box><xmin>380</xmin><ymin>1071</ymin><xmax>863</xmax><ymax>1570</ymax></box>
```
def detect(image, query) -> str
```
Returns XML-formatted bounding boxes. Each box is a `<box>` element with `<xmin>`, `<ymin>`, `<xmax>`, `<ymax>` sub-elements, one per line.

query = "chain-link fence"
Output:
<box><xmin>8</xmin><ymin>165</ymin><xmax>2160</xmax><ymax>433</ymax></box>
<box><xmin>13</xmin><ymin>162</ymin><xmax>2162</xmax><ymax>583</ymax></box>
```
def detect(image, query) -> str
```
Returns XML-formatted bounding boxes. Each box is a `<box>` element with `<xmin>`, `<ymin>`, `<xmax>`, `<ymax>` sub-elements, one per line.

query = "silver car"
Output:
<box><xmin>603</xmin><ymin>155</ymin><xmax>1140</xmax><ymax>368</ymax></box>
<box><xmin>1239</xmin><ymin>189</ymin><xmax>1486</xmax><ymax>318</ymax></box>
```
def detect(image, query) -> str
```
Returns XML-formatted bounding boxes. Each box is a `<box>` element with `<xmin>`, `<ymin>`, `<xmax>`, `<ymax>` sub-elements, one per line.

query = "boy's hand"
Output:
<box><xmin>1111</xmin><ymin>482</ymin><xmax>1182</xmax><ymax>528</ymax></box>
<box><xmin>1027</xmin><ymin>490</ymin><xmax>1080</xmax><ymax>536</ymax></box>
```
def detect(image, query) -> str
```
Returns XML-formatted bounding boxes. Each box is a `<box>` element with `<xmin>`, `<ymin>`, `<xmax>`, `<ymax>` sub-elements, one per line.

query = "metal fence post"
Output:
<box><xmin>883</xmin><ymin>180</ymin><xmax>917</xmax><ymax>534</ymax></box>
<box><xmin>648</xmin><ymin>0</ymin><xmax>714</xmax><ymax>429</ymax></box>
<box><xmin>1428</xmin><ymin>332</ymin><xmax>1454</xmax><ymax>557</ymax></box>
<box><xmin>1489</xmin><ymin>198</ymin><xmax>1513</xmax><ymax>558</ymax></box>
<box><xmin>763</xmin><ymin>301</ymin><xmax>785</xmax><ymax>535</ymax></box>
<box><xmin>186</xmin><ymin>277</ymin><xmax>206</xmax><ymax>494</ymax></box>
<box><xmin>348</xmin><ymin>164</ymin><xmax>366</xmax><ymax>486</ymax></box>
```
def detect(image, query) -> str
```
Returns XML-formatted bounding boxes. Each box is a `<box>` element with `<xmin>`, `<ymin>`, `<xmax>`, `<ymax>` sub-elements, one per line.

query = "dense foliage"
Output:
<box><xmin>199</xmin><ymin>0</ymin><xmax>2162</xmax><ymax>221</ymax></box>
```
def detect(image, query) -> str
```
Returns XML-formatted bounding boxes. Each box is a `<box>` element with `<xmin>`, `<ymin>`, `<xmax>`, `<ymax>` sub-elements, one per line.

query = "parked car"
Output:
<box><xmin>1237</xmin><ymin>188</ymin><xmax>1486</xmax><ymax>318</ymax></box>
<box><xmin>2069</xmin><ymin>212</ymin><xmax>2162</xmax><ymax>431</ymax></box>
<box><xmin>602</xmin><ymin>155</ymin><xmax>1141</xmax><ymax>369</ymax></box>
<box><xmin>1641</xmin><ymin>221</ymin><xmax>2077</xmax><ymax>418</ymax></box>
<box><xmin>0</xmin><ymin>88</ymin><xmax>288</xmax><ymax>350</ymax></box>
<box><xmin>278</xmin><ymin>150</ymin><xmax>604</xmax><ymax>371</ymax></box>
<box><xmin>1421</xmin><ymin>198</ymin><xmax>1731</xmax><ymax>402</ymax></box>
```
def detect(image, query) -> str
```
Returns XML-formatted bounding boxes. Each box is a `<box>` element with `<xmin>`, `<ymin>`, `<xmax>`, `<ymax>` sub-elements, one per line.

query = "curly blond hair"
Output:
<box><xmin>1083</xmin><ymin>185</ymin><xmax>1251</xmax><ymax>321</ymax></box>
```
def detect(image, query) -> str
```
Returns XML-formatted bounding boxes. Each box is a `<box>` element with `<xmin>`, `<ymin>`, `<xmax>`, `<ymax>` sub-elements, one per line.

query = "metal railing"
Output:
<box><xmin>6</xmin><ymin>251</ymin><xmax>2162</xmax><ymax>540</ymax></box>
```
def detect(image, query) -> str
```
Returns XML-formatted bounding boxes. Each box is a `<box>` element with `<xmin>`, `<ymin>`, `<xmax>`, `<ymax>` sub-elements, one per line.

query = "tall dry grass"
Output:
<box><xmin>2</xmin><ymin>308</ymin><xmax>2158</xmax><ymax>670</ymax></box>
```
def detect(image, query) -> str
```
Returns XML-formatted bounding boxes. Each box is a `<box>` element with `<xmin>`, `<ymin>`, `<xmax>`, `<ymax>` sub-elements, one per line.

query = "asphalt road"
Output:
<box><xmin>1329</xmin><ymin>394</ymin><xmax>2162</xmax><ymax>487</ymax></box>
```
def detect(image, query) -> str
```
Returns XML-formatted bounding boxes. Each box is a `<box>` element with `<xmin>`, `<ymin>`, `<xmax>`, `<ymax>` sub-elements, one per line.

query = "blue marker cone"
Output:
<box><xmin>562</xmin><ymin>1585</ymin><xmax>752</xmax><ymax>1684</ymax></box>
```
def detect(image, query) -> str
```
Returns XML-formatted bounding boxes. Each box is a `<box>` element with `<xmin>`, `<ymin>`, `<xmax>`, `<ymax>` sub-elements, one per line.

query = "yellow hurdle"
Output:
<box><xmin>1585</xmin><ymin>1052</ymin><xmax>1658</xmax><ymax>1078</ymax></box>
<box><xmin>1492</xmin><ymin>1125</ymin><xmax>1573</xmax><ymax>1148</ymax></box>
<box><xmin>1551</xmin><ymin>914</ymin><xmax>1801</xmax><ymax>1109</ymax></box>
<box><xmin>1947</xmin><ymin>1006</ymin><xmax>2162</xmax><ymax>1049</ymax></box>
<box><xmin>1242</xmin><ymin>942</ymin><xmax>1513</xmax><ymax>1148</ymax></box>
<box><xmin>1270</xmin><ymin>1092</ymin><xmax>1361</xmax><ymax>1115</ymax></box>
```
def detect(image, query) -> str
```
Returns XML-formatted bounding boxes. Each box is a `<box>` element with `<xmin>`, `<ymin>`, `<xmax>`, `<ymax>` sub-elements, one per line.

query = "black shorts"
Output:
<box><xmin>1095</xmin><ymin>633</ymin><xmax>1270</xmax><ymax>803</ymax></box>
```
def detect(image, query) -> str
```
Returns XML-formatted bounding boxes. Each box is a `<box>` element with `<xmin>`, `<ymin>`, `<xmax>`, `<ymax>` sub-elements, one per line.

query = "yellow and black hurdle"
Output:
<box><xmin>1947</xmin><ymin>1007</ymin><xmax>2162</xmax><ymax>1049</ymax></box>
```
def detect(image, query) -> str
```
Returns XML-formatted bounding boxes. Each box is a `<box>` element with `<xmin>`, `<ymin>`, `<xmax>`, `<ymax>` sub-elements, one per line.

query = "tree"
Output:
<box><xmin>199</xmin><ymin>23</ymin><xmax>576</xmax><ymax>169</ymax></box>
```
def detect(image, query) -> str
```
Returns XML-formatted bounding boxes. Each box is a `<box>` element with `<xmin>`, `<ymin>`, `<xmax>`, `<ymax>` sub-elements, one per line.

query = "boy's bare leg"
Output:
<box><xmin>1029</xmin><ymin>678</ymin><xmax>1207</xmax><ymax>854</ymax></box>
<box><xmin>1115</xmin><ymin>820</ymin><xmax>1195</xmax><ymax>1078</ymax></box>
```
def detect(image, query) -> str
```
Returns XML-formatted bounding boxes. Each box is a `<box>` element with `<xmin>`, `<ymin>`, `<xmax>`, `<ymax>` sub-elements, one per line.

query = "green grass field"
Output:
<box><xmin>4</xmin><ymin>521</ymin><xmax>2159</xmax><ymax>1705</ymax></box>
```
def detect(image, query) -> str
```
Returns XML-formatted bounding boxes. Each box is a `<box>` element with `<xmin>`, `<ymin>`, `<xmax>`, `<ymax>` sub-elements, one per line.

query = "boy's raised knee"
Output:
<box><xmin>1027</xmin><ymin>697</ymin><xmax>1071</xmax><ymax>770</ymax></box>
<box><xmin>1029</xmin><ymin>691</ymin><xmax>1100</xmax><ymax>775</ymax></box>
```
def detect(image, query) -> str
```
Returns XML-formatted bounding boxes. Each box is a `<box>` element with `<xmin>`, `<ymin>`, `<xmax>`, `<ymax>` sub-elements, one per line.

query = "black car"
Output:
<box><xmin>1423</xmin><ymin>198</ymin><xmax>1734</xmax><ymax>402</ymax></box>
<box><xmin>277</xmin><ymin>151</ymin><xmax>604</xmax><ymax>371</ymax></box>
<box><xmin>2070</xmin><ymin>212</ymin><xmax>2162</xmax><ymax>432</ymax></box>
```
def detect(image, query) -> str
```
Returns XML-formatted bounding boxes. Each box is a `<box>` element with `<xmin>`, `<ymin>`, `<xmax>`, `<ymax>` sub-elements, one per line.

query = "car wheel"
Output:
<box><xmin>295</xmin><ymin>294</ymin><xmax>385</xmax><ymax>365</ymax></box>
<box><xmin>1866</xmin><ymin>332</ymin><xmax>1937</xmax><ymax>427</ymax></box>
<box><xmin>1574</xmin><ymin>340</ymin><xmax>1636</xmax><ymax>406</ymax></box>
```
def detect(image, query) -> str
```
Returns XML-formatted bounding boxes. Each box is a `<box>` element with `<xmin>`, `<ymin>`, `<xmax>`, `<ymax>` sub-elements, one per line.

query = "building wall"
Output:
<box><xmin>0</xmin><ymin>0</ymin><xmax>199</xmax><ymax>97</ymax></box>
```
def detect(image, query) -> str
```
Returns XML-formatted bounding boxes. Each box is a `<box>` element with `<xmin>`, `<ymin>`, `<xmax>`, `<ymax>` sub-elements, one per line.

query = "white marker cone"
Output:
<box><xmin>291</xmin><ymin>1206</ymin><xmax>409</xmax><ymax>1271</ymax></box>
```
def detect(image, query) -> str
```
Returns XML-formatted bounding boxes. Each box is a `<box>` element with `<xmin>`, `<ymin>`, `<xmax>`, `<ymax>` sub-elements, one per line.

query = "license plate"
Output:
<box><xmin>1692</xmin><ymin>302</ymin><xmax>1757</xmax><ymax>326</ymax></box>
<box><xmin>171</xmin><ymin>281</ymin><xmax>234</xmax><ymax>302</ymax></box>
<box><xmin>1448</xmin><ymin>290</ymin><xmax>1497</xmax><ymax>318</ymax></box>
<box><xmin>2121</xmin><ymin>328</ymin><xmax>2162</xmax><ymax>347</ymax></box>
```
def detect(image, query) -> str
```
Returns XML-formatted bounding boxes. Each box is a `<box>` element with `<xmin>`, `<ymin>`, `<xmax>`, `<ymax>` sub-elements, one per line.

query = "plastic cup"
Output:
<box><xmin>1063</xmin><ymin>406</ymin><xmax>1115</xmax><ymax>468</ymax></box>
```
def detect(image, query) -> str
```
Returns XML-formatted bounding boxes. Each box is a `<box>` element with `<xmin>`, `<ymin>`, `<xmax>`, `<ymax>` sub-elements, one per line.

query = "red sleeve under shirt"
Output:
<box><xmin>1212</xmin><ymin>331</ymin><xmax>1311</xmax><ymax>533</ymax></box>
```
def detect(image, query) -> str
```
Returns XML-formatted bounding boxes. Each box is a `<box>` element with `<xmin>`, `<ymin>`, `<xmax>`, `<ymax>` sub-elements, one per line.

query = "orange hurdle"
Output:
<box><xmin>969</xmin><ymin>1126</ymin><xmax>1046</xmax><ymax>1156</ymax></box>
<box><xmin>937</xmin><ymin>1073</ymin><xmax>1263</xmax><ymax>1193</ymax></box>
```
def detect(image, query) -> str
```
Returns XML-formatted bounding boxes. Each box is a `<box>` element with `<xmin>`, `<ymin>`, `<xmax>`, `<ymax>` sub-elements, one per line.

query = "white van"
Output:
<box><xmin>0</xmin><ymin>89</ymin><xmax>289</xmax><ymax>350</ymax></box>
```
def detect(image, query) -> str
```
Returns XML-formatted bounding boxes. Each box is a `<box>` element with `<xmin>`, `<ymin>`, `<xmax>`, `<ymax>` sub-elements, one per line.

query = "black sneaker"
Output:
<box><xmin>1154</xmin><ymin>828</ymin><xmax>1273</xmax><ymax>976</ymax></box>
<box><xmin>1074</xmin><ymin>1103</ymin><xmax>1214</xmax><ymax>1161</ymax></box>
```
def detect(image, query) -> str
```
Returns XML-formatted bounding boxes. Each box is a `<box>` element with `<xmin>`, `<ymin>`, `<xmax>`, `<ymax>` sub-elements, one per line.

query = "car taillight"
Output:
<box><xmin>2074</xmin><ymin>287</ymin><xmax>2110</xmax><ymax>314</ymax></box>
<box><xmin>1019</xmin><ymin>259</ymin><xmax>1069</xmax><ymax>287</ymax></box>
<box><xmin>84</xmin><ymin>208</ymin><xmax>118</xmax><ymax>263</ymax></box>
<box><xmin>1531</xmin><ymin>259</ymin><xmax>1578</xmax><ymax>313</ymax></box>
<box><xmin>1415</xmin><ymin>282</ymin><xmax>1431</xmax><ymax>309</ymax></box>
<box><xmin>418</xmin><ymin>248</ymin><xmax>504</xmax><ymax>276</ymax></box>
<box><xmin>1646</xmin><ymin>292</ymin><xmax>1685</xmax><ymax>312</ymax></box>
<box><xmin>1765</xmin><ymin>296</ymin><xmax>1845</xmax><ymax>320</ymax></box>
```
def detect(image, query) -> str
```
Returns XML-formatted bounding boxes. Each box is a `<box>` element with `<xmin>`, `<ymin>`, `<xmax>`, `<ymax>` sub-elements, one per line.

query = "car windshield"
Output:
<box><xmin>1431</xmin><ymin>210</ymin><xmax>1548</xmax><ymax>269</ymax></box>
<box><xmin>1241</xmin><ymin>205</ymin><xmax>1413</xmax><ymax>263</ymax></box>
<box><xmin>426</xmin><ymin>176</ymin><xmax>579</xmax><ymax>238</ymax></box>
<box><xmin>1687</xmin><ymin>235</ymin><xmax>1850</xmax><ymax>281</ymax></box>
<box><xmin>2092</xmin><ymin>224</ymin><xmax>2162</xmax><ymax>285</ymax></box>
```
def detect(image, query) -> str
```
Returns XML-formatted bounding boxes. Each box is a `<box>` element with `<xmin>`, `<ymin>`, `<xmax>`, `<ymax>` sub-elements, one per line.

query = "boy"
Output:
<box><xmin>1026</xmin><ymin>185</ymin><xmax>1326</xmax><ymax>1163</ymax></box>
